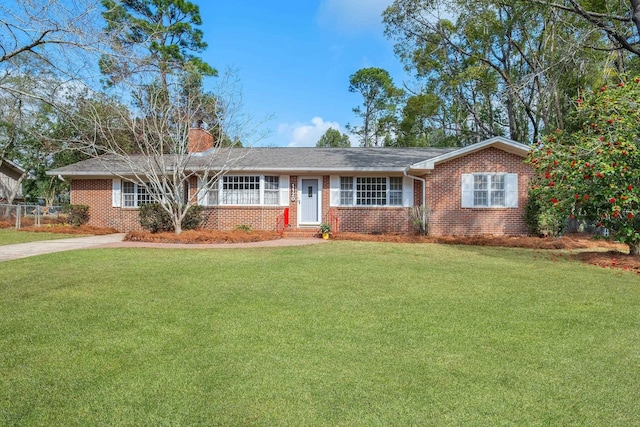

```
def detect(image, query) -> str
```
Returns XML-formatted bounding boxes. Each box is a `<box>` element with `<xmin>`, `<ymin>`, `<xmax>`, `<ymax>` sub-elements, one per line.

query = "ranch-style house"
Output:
<box><xmin>49</xmin><ymin>131</ymin><xmax>533</xmax><ymax>236</ymax></box>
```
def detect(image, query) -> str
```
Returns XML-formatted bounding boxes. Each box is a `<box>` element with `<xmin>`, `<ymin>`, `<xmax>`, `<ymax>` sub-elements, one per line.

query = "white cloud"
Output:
<box><xmin>316</xmin><ymin>0</ymin><xmax>393</xmax><ymax>33</ymax></box>
<box><xmin>278</xmin><ymin>117</ymin><xmax>356</xmax><ymax>147</ymax></box>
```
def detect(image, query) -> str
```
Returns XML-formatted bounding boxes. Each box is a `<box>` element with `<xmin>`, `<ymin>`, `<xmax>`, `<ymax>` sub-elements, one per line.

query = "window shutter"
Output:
<box><xmin>279</xmin><ymin>175</ymin><xmax>289</xmax><ymax>206</ymax></box>
<box><xmin>461</xmin><ymin>174</ymin><xmax>474</xmax><ymax>208</ymax></box>
<box><xmin>402</xmin><ymin>176</ymin><xmax>413</xmax><ymax>207</ymax></box>
<box><xmin>112</xmin><ymin>179</ymin><xmax>121</xmax><ymax>207</ymax></box>
<box><xmin>505</xmin><ymin>173</ymin><xmax>518</xmax><ymax>207</ymax></box>
<box><xmin>330</xmin><ymin>176</ymin><xmax>340</xmax><ymax>206</ymax></box>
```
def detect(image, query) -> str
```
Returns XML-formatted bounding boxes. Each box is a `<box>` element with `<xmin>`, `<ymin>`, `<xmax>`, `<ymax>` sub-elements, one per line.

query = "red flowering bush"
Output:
<box><xmin>527</xmin><ymin>76</ymin><xmax>640</xmax><ymax>255</ymax></box>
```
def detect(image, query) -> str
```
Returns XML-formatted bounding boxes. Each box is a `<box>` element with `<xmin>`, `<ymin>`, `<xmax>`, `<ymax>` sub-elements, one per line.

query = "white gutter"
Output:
<box><xmin>404</xmin><ymin>168</ymin><xmax>427</xmax><ymax>234</ymax></box>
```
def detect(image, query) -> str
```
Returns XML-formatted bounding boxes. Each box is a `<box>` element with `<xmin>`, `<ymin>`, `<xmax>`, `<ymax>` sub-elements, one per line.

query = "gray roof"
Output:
<box><xmin>1</xmin><ymin>158</ymin><xmax>26</xmax><ymax>176</ymax></box>
<box><xmin>49</xmin><ymin>147</ymin><xmax>459</xmax><ymax>177</ymax></box>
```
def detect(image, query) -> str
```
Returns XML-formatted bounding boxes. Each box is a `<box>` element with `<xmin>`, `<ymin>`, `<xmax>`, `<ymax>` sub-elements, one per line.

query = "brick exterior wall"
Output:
<box><xmin>424</xmin><ymin>147</ymin><xmax>532</xmax><ymax>236</ymax></box>
<box><xmin>71</xmin><ymin>179</ymin><xmax>141</xmax><ymax>231</ymax></box>
<box><xmin>200</xmin><ymin>206</ymin><xmax>283</xmax><ymax>231</ymax></box>
<box><xmin>70</xmin><ymin>148</ymin><xmax>532</xmax><ymax>236</ymax></box>
<box><xmin>330</xmin><ymin>207</ymin><xmax>412</xmax><ymax>234</ymax></box>
<box><xmin>72</xmin><ymin>177</ymin><xmax>289</xmax><ymax>232</ymax></box>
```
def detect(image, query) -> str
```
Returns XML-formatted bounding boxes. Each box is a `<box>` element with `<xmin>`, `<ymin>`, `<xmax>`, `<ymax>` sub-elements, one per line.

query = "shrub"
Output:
<box><xmin>139</xmin><ymin>204</ymin><xmax>172</xmax><ymax>233</ymax></box>
<box><xmin>139</xmin><ymin>204</ymin><xmax>204</xmax><ymax>233</ymax></box>
<box><xmin>64</xmin><ymin>204</ymin><xmax>90</xmax><ymax>226</ymax></box>
<box><xmin>236</xmin><ymin>224</ymin><xmax>252</xmax><ymax>232</ymax></box>
<box><xmin>524</xmin><ymin>189</ymin><xmax>565</xmax><ymax>237</ymax></box>
<box><xmin>182</xmin><ymin>205</ymin><xmax>204</xmax><ymax>231</ymax></box>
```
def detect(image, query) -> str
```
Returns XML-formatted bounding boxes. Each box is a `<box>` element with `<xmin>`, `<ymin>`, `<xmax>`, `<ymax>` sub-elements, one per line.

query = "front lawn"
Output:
<box><xmin>0</xmin><ymin>242</ymin><xmax>638</xmax><ymax>425</ymax></box>
<box><xmin>0</xmin><ymin>229</ymin><xmax>80</xmax><ymax>245</ymax></box>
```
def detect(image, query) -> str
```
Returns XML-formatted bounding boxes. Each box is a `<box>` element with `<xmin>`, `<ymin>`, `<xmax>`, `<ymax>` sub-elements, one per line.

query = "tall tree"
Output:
<box><xmin>316</xmin><ymin>128</ymin><xmax>351</xmax><ymax>147</ymax></box>
<box><xmin>532</xmin><ymin>0</ymin><xmax>640</xmax><ymax>59</ymax></box>
<box><xmin>69</xmin><ymin>0</ymin><xmax>255</xmax><ymax>234</ymax></box>
<box><xmin>347</xmin><ymin>67</ymin><xmax>403</xmax><ymax>147</ymax></box>
<box><xmin>63</xmin><ymin>69</ymin><xmax>239</xmax><ymax>234</ymax></box>
<box><xmin>0</xmin><ymin>0</ymin><xmax>102</xmax><ymax>194</ymax></box>
<box><xmin>392</xmin><ymin>93</ymin><xmax>460</xmax><ymax>147</ymax></box>
<box><xmin>100</xmin><ymin>0</ymin><xmax>216</xmax><ymax>87</ymax></box>
<box><xmin>0</xmin><ymin>53</ymin><xmax>74</xmax><ymax>206</ymax></box>
<box><xmin>383</xmin><ymin>0</ymin><xmax>614</xmax><ymax>145</ymax></box>
<box><xmin>0</xmin><ymin>0</ymin><xmax>100</xmax><ymax>79</ymax></box>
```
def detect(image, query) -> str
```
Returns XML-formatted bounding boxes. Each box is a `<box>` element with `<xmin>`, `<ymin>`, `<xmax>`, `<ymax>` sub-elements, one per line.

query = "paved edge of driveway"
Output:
<box><xmin>0</xmin><ymin>234</ymin><xmax>325</xmax><ymax>262</ymax></box>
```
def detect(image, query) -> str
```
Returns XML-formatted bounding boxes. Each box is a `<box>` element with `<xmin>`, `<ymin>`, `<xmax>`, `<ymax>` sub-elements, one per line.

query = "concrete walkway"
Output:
<box><xmin>0</xmin><ymin>234</ymin><xmax>325</xmax><ymax>262</ymax></box>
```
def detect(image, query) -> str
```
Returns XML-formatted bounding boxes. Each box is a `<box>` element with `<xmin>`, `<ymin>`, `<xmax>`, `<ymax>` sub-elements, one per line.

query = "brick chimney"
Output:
<box><xmin>188</xmin><ymin>126</ymin><xmax>214</xmax><ymax>153</ymax></box>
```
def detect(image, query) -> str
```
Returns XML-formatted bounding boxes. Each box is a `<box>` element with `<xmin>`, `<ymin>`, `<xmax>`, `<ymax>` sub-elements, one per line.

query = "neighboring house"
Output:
<box><xmin>48</xmin><ymin>134</ymin><xmax>533</xmax><ymax>236</ymax></box>
<box><xmin>0</xmin><ymin>158</ymin><xmax>25</xmax><ymax>203</ymax></box>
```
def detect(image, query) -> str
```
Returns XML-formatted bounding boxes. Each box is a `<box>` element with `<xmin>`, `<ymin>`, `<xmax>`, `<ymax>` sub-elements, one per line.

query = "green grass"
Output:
<box><xmin>0</xmin><ymin>229</ymin><xmax>80</xmax><ymax>245</ymax></box>
<box><xmin>0</xmin><ymin>242</ymin><xmax>639</xmax><ymax>425</ymax></box>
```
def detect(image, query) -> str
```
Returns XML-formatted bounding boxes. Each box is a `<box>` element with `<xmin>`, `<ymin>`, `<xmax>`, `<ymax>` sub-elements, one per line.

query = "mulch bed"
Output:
<box><xmin>573</xmin><ymin>251</ymin><xmax>640</xmax><ymax>273</ymax></box>
<box><xmin>0</xmin><ymin>218</ymin><xmax>67</xmax><ymax>229</ymax></box>
<box><xmin>18</xmin><ymin>224</ymin><xmax>120</xmax><ymax>235</ymax></box>
<box><xmin>3</xmin><ymin>220</ymin><xmax>636</xmax><ymax>272</ymax></box>
<box><xmin>332</xmin><ymin>232</ymin><xmax>637</xmax><ymax>273</ymax></box>
<box><xmin>332</xmin><ymin>232</ymin><xmax>624</xmax><ymax>250</ymax></box>
<box><xmin>125</xmin><ymin>230</ymin><xmax>282</xmax><ymax>244</ymax></box>
<box><xmin>0</xmin><ymin>220</ymin><xmax>119</xmax><ymax>235</ymax></box>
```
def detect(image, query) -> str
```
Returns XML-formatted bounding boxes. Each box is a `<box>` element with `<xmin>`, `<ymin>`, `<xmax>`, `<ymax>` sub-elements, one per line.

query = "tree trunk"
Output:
<box><xmin>628</xmin><ymin>241</ymin><xmax>640</xmax><ymax>256</ymax></box>
<box><xmin>631</xmin><ymin>0</ymin><xmax>640</xmax><ymax>40</ymax></box>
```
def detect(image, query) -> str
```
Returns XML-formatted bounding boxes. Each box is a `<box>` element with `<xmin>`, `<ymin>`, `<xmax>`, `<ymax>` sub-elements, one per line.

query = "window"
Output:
<box><xmin>122</xmin><ymin>181</ymin><xmax>135</xmax><ymax>207</ymax></box>
<box><xmin>223</xmin><ymin>175</ymin><xmax>260</xmax><ymax>205</ymax></box>
<box><xmin>462</xmin><ymin>173</ymin><xmax>517</xmax><ymax>208</ymax></box>
<box><xmin>357</xmin><ymin>177</ymin><xmax>386</xmax><ymax>206</ymax></box>
<box><xmin>263</xmin><ymin>176</ymin><xmax>279</xmax><ymax>205</ymax></box>
<box><xmin>389</xmin><ymin>177</ymin><xmax>403</xmax><ymax>206</ymax></box>
<box><xmin>200</xmin><ymin>175</ymin><xmax>283</xmax><ymax>206</ymax></box>
<box><xmin>340</xmin><ymin>177</ymin><xmax>353</xmax><ymax>205</ymax></box>
<box><xmin>339</xmin><ymin>177</ymin><xmax>403</xmax><ymax>206</ymax></box>
<box><xmin>473</xmin><ymin>175</ymin><xmax>488</xmax><ymax>206</ymax></box>
<box><xmin>122</xmin><ymin>181</ymin><xmax>154</xmax><ymax>208</ymax></box>
<box><xmin>206</xmin><ymin>179</ymin><xmax>219</xmax><ymax>206</ymax></box>
<box><xmin>490</xmin><ymin>175</ymin><xmax>505</xmax><ymax>206</ymax></box>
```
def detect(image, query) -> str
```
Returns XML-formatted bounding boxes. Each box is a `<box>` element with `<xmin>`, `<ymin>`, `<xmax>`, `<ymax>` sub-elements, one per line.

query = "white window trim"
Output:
<box><xmin>262</xmin><ymin>176</ymin><xmax>280</xmax><ymax>206</ymax></box>
<box><xmin>334</xmin><ymin>176</ymin><xmax>409</xmax><ymax>207</ymax></box>
<box><xmin>196</xmin><ymin>175</ymin><xmax>289</xmax><ymax>207</ymax></box>
<box><xmin>461</xmin><ymin>173</ymin><xmax>518</xmax><ymax>208</ymax></box>
<box><xmin>120</xmin><ymin>181</ymin><xmax>153</xmax><ymax>208</ymax></box>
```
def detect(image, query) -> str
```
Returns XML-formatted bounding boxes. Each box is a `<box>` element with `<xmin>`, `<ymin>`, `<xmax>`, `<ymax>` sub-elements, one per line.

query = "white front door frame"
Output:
<box><xmin>297</xmin><ymin>176</ymin><xmax>322</xmax><ymax>226</ymax></box>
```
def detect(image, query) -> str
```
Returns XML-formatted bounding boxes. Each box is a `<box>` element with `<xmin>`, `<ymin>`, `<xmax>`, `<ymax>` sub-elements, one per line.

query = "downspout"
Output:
<box><xmin>404</xmin><ymin>168</ymin><xmax>427</xmax><ymax>234</ymax></box>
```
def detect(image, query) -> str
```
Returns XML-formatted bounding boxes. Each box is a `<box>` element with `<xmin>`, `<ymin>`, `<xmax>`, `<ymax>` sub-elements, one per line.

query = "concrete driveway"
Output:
<box><xmin>0</xmin><ymin>234</ymin><xmax>126</xmax><ymax>262</ymax></box>
<box><xmin>0</xmin><ymin>234</ymin><xmax>325</xmax><ymax>262</ymax></box>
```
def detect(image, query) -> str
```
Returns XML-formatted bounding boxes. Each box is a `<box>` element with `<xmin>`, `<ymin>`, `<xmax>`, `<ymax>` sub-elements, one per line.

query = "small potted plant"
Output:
<box><xmin>319</xmin><ymin>223</ymin><xmax>331</xmax><ymax>239</ymax></box>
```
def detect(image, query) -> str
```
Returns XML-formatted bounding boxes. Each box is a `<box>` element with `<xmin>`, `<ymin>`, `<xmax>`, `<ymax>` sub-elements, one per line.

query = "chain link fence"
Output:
<box><xmin>0</xmin><ymin>204</ymin><xmax>66</xmax><ymax>229</ymax></box>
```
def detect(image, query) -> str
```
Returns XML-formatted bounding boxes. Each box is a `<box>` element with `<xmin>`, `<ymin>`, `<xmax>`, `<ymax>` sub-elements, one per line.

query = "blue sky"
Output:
<box><xmin>198</xmin><ymin>0</ymin><xmax>409</xmax><ymax>147</ymax></box>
